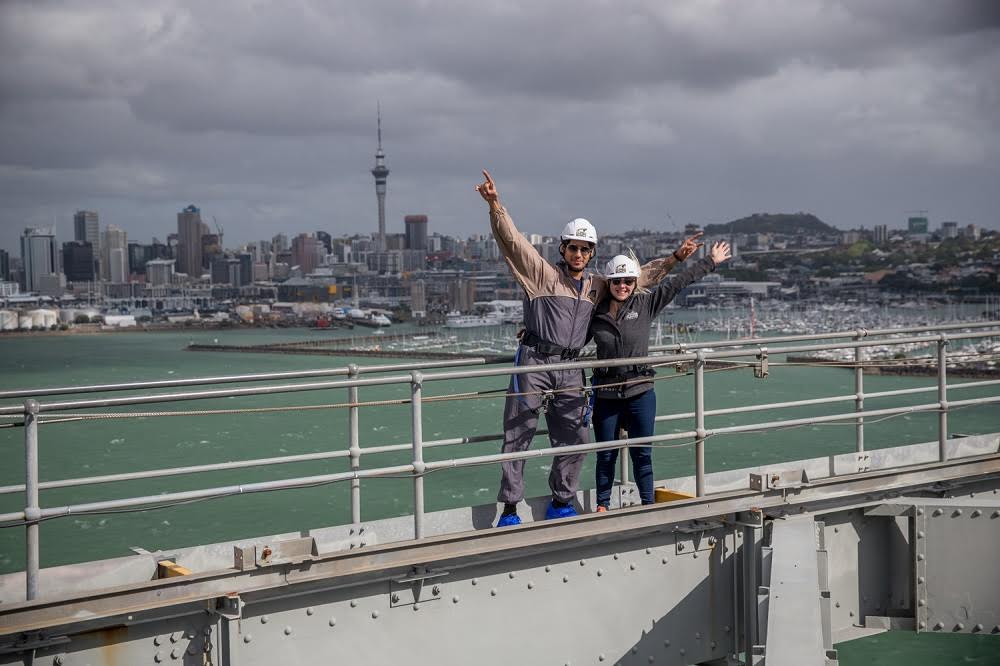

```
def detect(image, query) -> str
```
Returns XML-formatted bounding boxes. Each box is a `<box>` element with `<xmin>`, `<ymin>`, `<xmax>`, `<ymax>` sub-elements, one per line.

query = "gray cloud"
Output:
<box><xmin>1</xmin><ymin>0</ymin><xmax>998</xmax><ymax>253</ymax></box>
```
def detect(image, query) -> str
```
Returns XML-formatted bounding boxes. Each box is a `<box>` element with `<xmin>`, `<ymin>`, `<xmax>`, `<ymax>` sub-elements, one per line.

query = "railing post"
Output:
<box><xmin>854</xmin><ymin>329</ymin><xmax>866</xmax><ymax>454</ymax></box>
<box><xmin>347</xmin><ymin>364</ymin><xmax>361</xmax><ymax>525</ymax></box>
<box><xmin>617</xmin><ymin>425</ymin><xmax>630</xmax><ymax>502</ymax></box>
<box><xmin>23</xmin><ymin>399</ymin><xmax>40</xmax><ymax>601</ymax></box>
<box><xmin>937</xmin><ymin>335</ymin><xmax>949</xmax><ymax>461</ymax></box>
<box><xmin>694</xmin><ymin>351</ymin><xmax>706</xmax><ymax>497</ymax></box>
<box><xmin>410</xmin><ymin>371</ymin><xmax>425</xmax><ymax>539</ymax></box>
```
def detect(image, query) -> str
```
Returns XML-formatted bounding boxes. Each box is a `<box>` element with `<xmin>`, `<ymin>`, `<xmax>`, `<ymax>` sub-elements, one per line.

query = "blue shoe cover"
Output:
<box><xmin>545</xmin><ymin>501</ymin><xmax>578</xmax><ymax>520</ymax></box>
<box><xmin>496</xmin><ymin>513</ymin><xmax>521</xmax><ymax>527</ymax></box>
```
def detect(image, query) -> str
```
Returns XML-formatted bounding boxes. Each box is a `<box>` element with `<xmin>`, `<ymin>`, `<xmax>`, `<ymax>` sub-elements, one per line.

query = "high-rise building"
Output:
<box><xmin>941</xmin><ymin>221</ymin><xmax>959</xmax><ymax>239</ymax></box>
<box><xmin>316</xmin><ymin>231</ymin><xmax>332</xmax><ymax>254</ymax></box>
<box><xmin>62</xmin><ymin>241</ymin><xmax>96</xmax><ymax>282</ymax></box>
<box><xmin>873</xmin><ymin>224</ymin><xmax>888</xmax><ymax>244</ymax></box>
<box><xmin>405</xmin><ymin>215</ymin><xmax>428</xmax><ymax>251</ymax></box>
<box><xmin>201</xmin><ymin>233</ymin><xmax>222</xmax><ymax>271</ymax></box>
<box><xmin>177</xmin><ymin>205</ymin><xmax>205</xmax><ymax>277</ymax></box>
<box><xmin>73</xmin><ymin>211</ymin><xmax>100</xmax><ymax>274</ymax></box>
<box><xmin>271</xmin><ymin>233</ymin><xmax>288</xmax><ymax>253</ymax></box>
<box><xmin>101</xmin><ymin>225</ymin><xmax>128</xmax><ymax>282</ymax></box>
<box><xmin>20</xmin><ymin>227</ymin><xmax>58</xmax><ymax>293</ymax></box>
<box><xmin>238</xmin><ymin>253</ymin><xmax>253</xmax><ymax>286</ymax></box>
<box><xmin>371</xmin><ymin>105</ymin><xmax>390</xmax><ymax>251</ymax></box>
<box><xmin>146</xmin><ymin>259</ymin><xmax>176</xmax><ymax>286</ymax></box>
<box><xmin>291</xmin><ymin>233</ymin><xmax>324</xmax><ymax>275</ymax></box>
<box><xmin>907</xmin><ymin>216</ymin><xmax>929</xmax><ymax>235</ymax></box>
<box><xmin>0</xmin><ymin>248</ymin><xmax>9</xmax><ymax>281</ymax></box>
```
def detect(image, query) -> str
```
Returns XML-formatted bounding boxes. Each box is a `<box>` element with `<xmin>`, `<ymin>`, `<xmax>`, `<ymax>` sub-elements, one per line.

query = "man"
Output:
<box><xmin>476</xmin><ymin>170</ymin><xmax>702</xmax><ymax>526</ymax></box>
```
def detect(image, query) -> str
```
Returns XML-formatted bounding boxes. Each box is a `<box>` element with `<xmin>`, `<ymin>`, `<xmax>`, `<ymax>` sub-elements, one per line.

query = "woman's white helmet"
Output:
<box><xmin>603</xmin><ymin>255</ymin><xmax>641</xmax><ymax>279</ymax></box>
<box><xmin>560</xmin><ymin>218</ymin><xmax>598</xmax><ymax>245</ymax></box>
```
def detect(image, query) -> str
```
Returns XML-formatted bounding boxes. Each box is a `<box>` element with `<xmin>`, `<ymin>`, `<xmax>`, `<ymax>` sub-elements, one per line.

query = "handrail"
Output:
<box><xmin>4</xmin><ymin>321</ymin><xmax>999</xmax><ymax>602</ymax></box>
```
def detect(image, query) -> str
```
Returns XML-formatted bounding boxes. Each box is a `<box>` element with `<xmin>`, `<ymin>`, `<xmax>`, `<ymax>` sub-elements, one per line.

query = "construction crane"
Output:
<box><xmin>212</xmin><ymin>215</ymin><xmax>224</xmax><ymax>247</ymax></box>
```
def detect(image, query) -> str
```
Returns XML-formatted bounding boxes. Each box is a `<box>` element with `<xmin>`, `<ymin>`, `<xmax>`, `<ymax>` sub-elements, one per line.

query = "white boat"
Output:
<box><xmin>444</xmin><ymin>311</ymin><xmax>503</xmax><ymax>328</ymax></box>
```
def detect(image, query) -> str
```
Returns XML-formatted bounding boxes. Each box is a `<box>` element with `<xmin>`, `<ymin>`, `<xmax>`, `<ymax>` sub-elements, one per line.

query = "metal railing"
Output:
<box><xmin>2</xmin><ymin>321</ymin><xmax>1000</xmax><ymax>601</ymax></box>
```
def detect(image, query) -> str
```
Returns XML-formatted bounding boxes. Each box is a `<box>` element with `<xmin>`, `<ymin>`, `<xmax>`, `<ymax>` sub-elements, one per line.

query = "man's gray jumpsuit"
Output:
<box><xmin>490</xmin><ymin>203</ymin><xmax>679</xmax><ymax>504</ymax></box>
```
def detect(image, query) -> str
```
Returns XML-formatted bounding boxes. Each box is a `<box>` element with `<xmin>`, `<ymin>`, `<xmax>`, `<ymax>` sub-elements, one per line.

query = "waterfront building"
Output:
<box><xmin>0</xmin><ymin>248</ymin><xmax>9</xmax><ymax>281</ymax></box>
<box><xmin>146</xmin><ymin>259</ymin><xmax>175</xmax><ymax>286</ymax></box>
<box><xmin>62</xmin><ymin>241</ymin><xmax>96</xmax><ymax>283</ymax></box>
<box><xmin>371</xmin><ymin>106</ymin><xmax>390</xmax><ymax>251</ymax></box>
<box><xmin>101</xmin><ymin>225</ymin><xmax>128</xmax><ymax>283</ymax></box>
<box><xmin>20</xmin><ymin>227</ymin><xmax>58</xmax><ymax>293</ymax></box>
<box><xmin>405</xmin><ymin>215</ymin><xmax>428</xmax><ymax>251</ymax></box>
<box><xmin>410</xmin><ymin>279</ymin><xmax>426</xmax><ymax>318</ymax></box>
<box><xmin>0</xmin><ymin>281</ymin><xmax>19</xmax><ymax>297</ymax></box>
<box><xmin>177</xmin><ymin>205</ymin><xmax>206</xmax><ymax>278</ymax></box>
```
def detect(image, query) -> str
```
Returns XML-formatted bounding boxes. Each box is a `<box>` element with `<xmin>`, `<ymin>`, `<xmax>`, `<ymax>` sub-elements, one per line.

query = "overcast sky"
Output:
<box><xmin>1</xmin><ymin>0</ymin><xmax>999</xmax><ymax>254</ymax></box>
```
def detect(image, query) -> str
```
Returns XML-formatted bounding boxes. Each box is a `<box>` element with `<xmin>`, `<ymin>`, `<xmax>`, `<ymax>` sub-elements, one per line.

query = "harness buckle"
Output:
<box><xmin>540</xmin><ymin>390</ymin><xmax>555</xmax><ymax>414</ymax></box>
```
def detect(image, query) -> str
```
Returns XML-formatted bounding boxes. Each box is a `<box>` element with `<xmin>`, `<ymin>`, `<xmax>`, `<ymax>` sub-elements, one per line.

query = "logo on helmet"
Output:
<box><xmin>615</xmin><ymin>263</ymin><xmax>626</xmax><ymax>273</ymax></box>
<box><xmin>576</xmin><ymin>228</ymin><xmax>588</xmax><ymax>236</ymax></box>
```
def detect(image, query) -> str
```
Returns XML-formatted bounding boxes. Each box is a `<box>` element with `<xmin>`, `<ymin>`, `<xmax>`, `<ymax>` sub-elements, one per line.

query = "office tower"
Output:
<box><xmin>238</xmin><ymin>253</ymin><xmax>253</xmax><ymax>286</ymax></box>
<box><xmin>874</xmin><ymin>224</ymin><xmax>888</xmax><ymax>244</ymax></box>
<box><xmin>316</xmin><ymin>231</ymin><xmax>332</xmax><ymax>254</ymax></box>
<box><xmin>201</xmin><ymin>233</ymin><xmax>222</xmax><ymax>270</ymax></box>
<box><xmin>371</xmin><ymin>105</ymin><xmax>390</xmax><ymax>251</ymax></box>
<box><xmin>177</xmin><ymin>205</ymin><xmax>205</xmax><ymax>277</ymax></box>
<box><xmin>405</xmin><ymin>215</ymin><xmax>428</xmax><ymax>251</ymax></box>
<box><xmin>907</xmin><ymin>216</ymin><xmax>928</xmax><ymax>234</ymax></box>
<box><xmin>291</xmin><ymin>233</ymin><xmax>324</xmax><ymax>275</ymax></box>
<box><xmin>941</xmin><ymin>221</ymin><xmax>959</xmax><ymax>239</ymax></box>
<box><xmin>272</xmin><ymin>233</ymin><xmax>288</xmax><ymax>253</ymax></box>
<box><xmin>73</xmin><ymin>210</ymin><xmax>100</xmax><ymax>272</ymax></box>
<box><xmin>0</xmin><ymin>249</ymin><xmax>9</xmax><ymax>281</ymax></box>
<box><xmin>62</xmin><ymin>241</ymin><xmax>96</xmax><ymax>282</ymax></box>
<box><xmin>20</xmin><ymin>227</ymin><xmax>58</xmax><ymax>293</ymax></box>
<box><xmin>101</xmin><ymin>225</ymin><xmax>128</xmax><ymax>282</ymax></box>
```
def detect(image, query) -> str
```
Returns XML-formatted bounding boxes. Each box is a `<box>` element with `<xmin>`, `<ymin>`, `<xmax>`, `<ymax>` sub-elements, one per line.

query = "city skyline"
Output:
<box><xmin>1</xmin><ymin>1</ymin><xmax>998</xmax><ymax>254</ymax></box>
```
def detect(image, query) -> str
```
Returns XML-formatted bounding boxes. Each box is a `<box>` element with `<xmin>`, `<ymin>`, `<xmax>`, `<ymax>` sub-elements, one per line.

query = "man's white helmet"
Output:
<box><xmin>560</xmin><ymin>218</ymin><xmax>598</xmax><ymax>245</ymax></box>
<box><xmin>603</xmin><ymin>255</ymin><xmax>641</xmax><ymax>279</ymax></box>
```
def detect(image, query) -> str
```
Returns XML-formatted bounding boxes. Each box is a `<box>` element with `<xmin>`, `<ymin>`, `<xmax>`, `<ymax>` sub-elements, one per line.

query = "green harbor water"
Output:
<box><xmin>0</xmin><ymin>324</ymin><xmax>998</xmax><ymax>662</ymax></box>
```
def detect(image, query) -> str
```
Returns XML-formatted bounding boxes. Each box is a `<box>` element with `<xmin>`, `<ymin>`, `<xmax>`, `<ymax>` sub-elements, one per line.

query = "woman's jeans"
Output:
<box><xmin>593</xmin><ymin>389</ymin><xmax>657</xmax><ymax>506</ymax></box>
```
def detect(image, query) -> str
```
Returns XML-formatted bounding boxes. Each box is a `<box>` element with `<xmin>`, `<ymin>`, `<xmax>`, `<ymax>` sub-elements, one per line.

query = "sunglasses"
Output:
<box><xmin>610</xmin><ymin>277</ymin><xmax>636</xmax><ymax>286</ymax></box>
<box><xmin>564</xmin><ymin>243</ymin><xmax>594</xmax><ymax>255</ymax></box>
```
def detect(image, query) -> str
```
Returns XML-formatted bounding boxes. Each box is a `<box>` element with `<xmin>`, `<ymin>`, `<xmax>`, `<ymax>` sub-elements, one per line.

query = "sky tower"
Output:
<box><xmin>371</xmin><ymin>104</ymin><xmax>390</xmax><ymax>251</ymax></box>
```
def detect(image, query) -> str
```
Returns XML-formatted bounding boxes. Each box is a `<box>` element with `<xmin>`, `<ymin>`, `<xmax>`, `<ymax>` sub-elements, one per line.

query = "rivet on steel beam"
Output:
<box><xmin>724</xmin><ymin>626</ymin><xmax>731</xmax><ymax>633</ymax></box>
<box><xmin>432</xmin><ymin>585</ymin><xmax>441</xmax><ymax>596</ymax></box>
<box><xmin>661</xmin><ymin>557</ymin><xmax>668</xmax><ymax>564</ymax></box>
<box><xmin>917</xmin><ymin>531</ymin><xmax>925</xmax><ymax>539</ymax></box>
<box><xmin>953</xmin><ymin>510</ymin><xmax>963</xmax><ymax>518</ymax></box>
<box><xmin>917</xmin><ymin>554</ymin><xmax>925</xmax><ymax>561</ymax></box>
<box><xmin>932</xmin><ymin>509</ymin><xmax>943</xmax><ymax>517</ymax></box>
<box><xmin>971</xmin><ymin>510</ymin><xmax>982</xmax><ymax>518</ymax></box>
<box><xmin>648</xmin><ymin>656</ymin><xmax>655</xmax><ymax>663</ymax></box>
<box><xmin>646</xmin><ymin>547</ymin><xmax>652</xmax><ymax>554</ymax></box>
<box><xmin>695</xmin><ymin>632</ymin><xmax>702</xmax><ymax>639</ymax></box>
<box><xmin>413</xmin><ymin>603</ymin><xmax>420</xmax><ymax>611</ymax></box>
<box><xmin>849</xmin><ymin>611</ymin><xmax>855</xmax><ymax>617</ymax></box>
<box><xmin>243</xmin><ymin>635</ymin><xmax>252</xmax><ymax>644</ymax></box>
<box><xmin>171</xmin><ymin>648</ymin><xmax>180</xmax><ymax>659</ymax></box>
<box><xmin>154</xmin><ymin>637</ymin><xmax>162</xmax><ymax>646</ymax></box>
<box><xmin>679</xmin><ymin>648</ymin><xmax>686</xmax><ymax>656</ymax></box>
<box><xmin>974</xmin><ymin>624</ymin><xmax>983</xmax><ymax>632</ymax></box>
<box><xmin>918</xmin><ymin>576</ymin><xmax>925</xmax><ymax>584</ymax></box>
<box><xmin>260</xmin><ymin>616</ymin><xmax>268</xmax><ymax>624</ymax></box>
<box><xmin>350</xmin><ymin>600</ymin><xmax>358</xmax><ymax>608</ymax></box>
<box><xmin>919</xmin><ymin>599</ymin><xmax>926</xmax><ymax>607</ymax></box>
<box><xmin>472</xmin><ymin>578</ymin><xmax>479</xmax><ymax>585</ymax></box>
<box><xmin>919</xmin><ymin>622</ymin><xmax>926</xmax><ymax>630</ymax></box>
<box><xmin>597</xmin><ymin>568</ymin><xmax>604</xmax><ymax>577</ymax></box>
<box><xmin>693</xmin><ymin>552</ymin><xmax>699</xmax><ymax>559</ymax></box>
<box><xmin>934</xmin><ymin>622</ymin><xmax>944</xmax><ymax>630</ymax></box>
<box><xmin>545</xmin><ymin>566</ymin><xmax>551</xmax><ymax>573</ymax></box>
<box><xmin>371</xmin><ymin>611</ymin><xmax>379</xmax><ymax>619</ymax></box>
<box><xmin>154</xmin><ymin>653</ymin><xmax>163</xmax><ymax>663</ymax></box>
<box><xmin>711</xmin><ymin>641</ymin><xmax>717</xmax><ymax>649</ymax></box>
<box><xmin>580</xmin><ymin>559</ymin><xmax>587</xmax><ymax>566</ymax></box>
<box><xmin>836</xmin><ymin>602</ymin><xmax>841</xmax><ymax>608</ymax></box>
<box><xmin>833</xmin><ymin>527</ymin><xmax>839</xmax><ymax>533</ymax></box>
<box><xmin>53</xmin><ymin>657</ymin><xmax>64</xmax><ymax>666</ymax></box>
<box><xmin>283</xmin><ymin>627</ymin><xmax>292</xmax><ymax>636</ymax></box>
<box><xmin>453</xmin><ymin>595</ymin><xmax>460</xmax><ymax>603</ymax></box>
<box><xmin>306</xmin><ymin>606</ymin><xmax>315</xmax><ymax>616</ymax></box>
<box><xmin>527</xmin><ymin>582</ymin><xmax>534</xmax><ymax>590</ymax></box>
<box><xmin>508</xmin><ymin>572</ymin><xmax>516</xmax><ymax>579</ymax></box>
<box><xmin>599</xmin><ymin>654</ymin><xmax>606</xmax><ymax>661</ymax></box>
<box><xmin>955</xmin><ymin>623</ymin><xmax>964</xmax><ymax>631</ymax></box>
<box><xmin>563</xmin><ymin>575</ymin><xmax>570</xmax><ymax>583</ymax></box>
<box><xmin>328</xmin><ymin>618</ymin><xmax>337</xmax><ymax>627</ymax></box>
<box><xmin>630</xmin><ymin>563</ymin><xmax>637</xmax><ymax>571</ymax></box>
<box><xmin>170</xmin><ymin>633</ymin><xmax>179</xmax><ymax>643</ymax></box>
<box><xmin>992</xmin><ymin>511</ymin><xmax>1000</xmax><ymax>519</ymax></box>
<box><xmin>490</xmin><ymin>588</ymin><xmax>498</xmax><ymax>596</ymax></box>
<box><xmin>916</xmin><ymin>508</ymin><xmax>924</xmax><ymax>516</ymax></box>
<box><xmin>632</xmin><ymin>647</ymin><xmax>639</xmax><ymax>654</ymax></box>
<box><xmin>664</xmin><ymin>640</ymin><xmax>671</xmax><ymax>647</ymax></box>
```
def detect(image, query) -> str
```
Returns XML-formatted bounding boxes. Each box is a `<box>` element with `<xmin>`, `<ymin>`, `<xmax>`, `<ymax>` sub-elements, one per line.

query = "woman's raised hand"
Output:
<box><xmin>675</xmin><ymin>231</ymin><xmax>704</xmax><ymax>261</ymax></box>
<box><xmin>710</xmin><ymin>241</ymin><xmax>732</xmax><ymax>265</ymax></box>
<box><xmin>476</xmin><ymin>170</ymin><xmax>499</xmax><ymax>204</ymax></box>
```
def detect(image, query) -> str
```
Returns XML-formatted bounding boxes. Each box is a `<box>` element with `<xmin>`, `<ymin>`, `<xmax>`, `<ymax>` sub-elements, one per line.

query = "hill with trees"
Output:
<box><xmin>704</xmin><ymin>213</ymin><xmax>836</xmax><ymax>235</ymax></box>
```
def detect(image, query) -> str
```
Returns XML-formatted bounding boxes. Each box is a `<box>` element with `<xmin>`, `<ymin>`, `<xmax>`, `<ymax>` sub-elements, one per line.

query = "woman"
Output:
<box><xmin>589</xmin><ymin>241</ymin><xmax>732</xmax><ymax>510</ymax></box>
